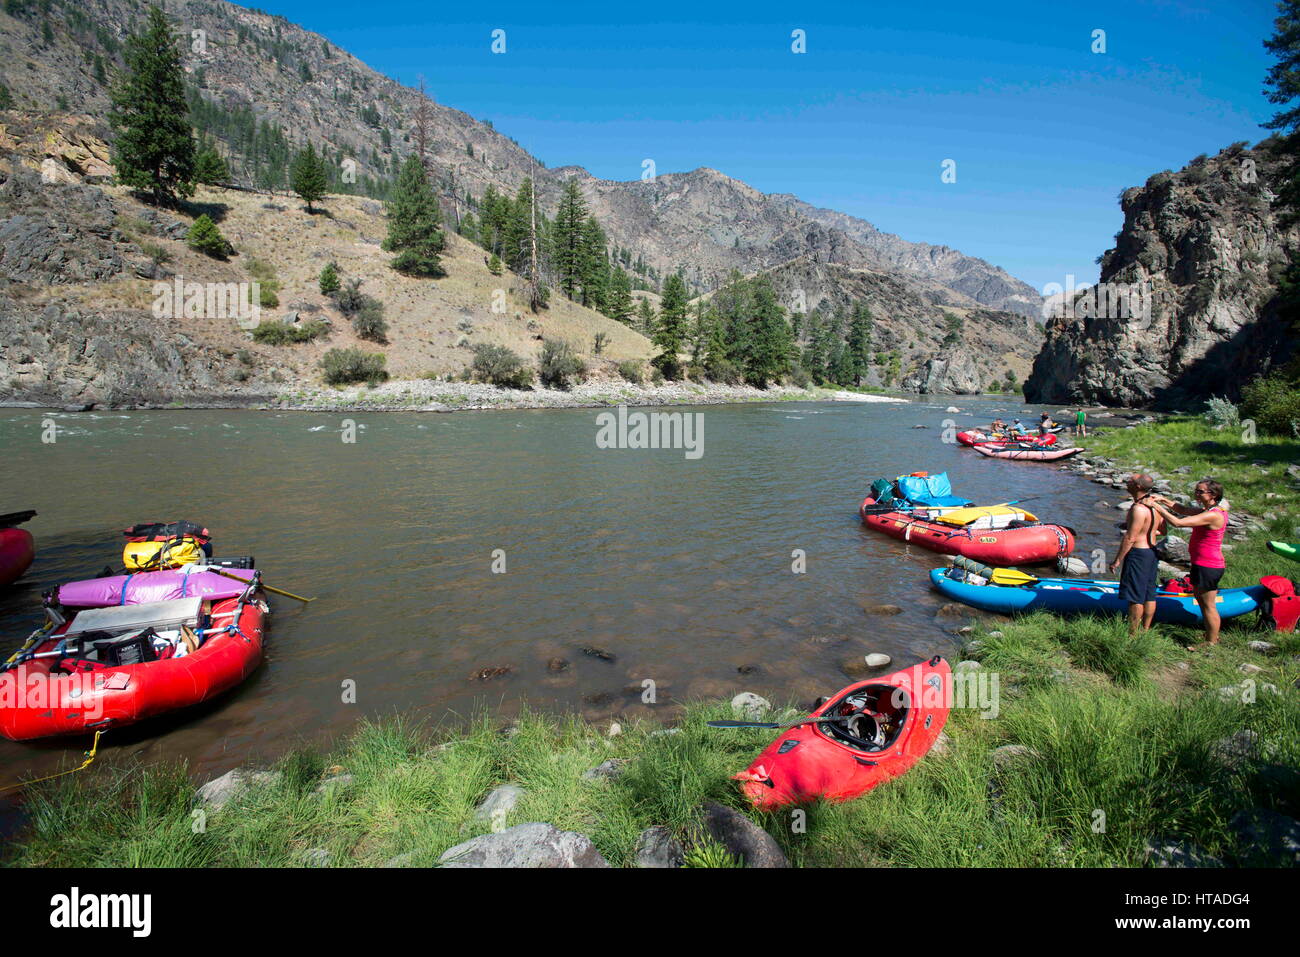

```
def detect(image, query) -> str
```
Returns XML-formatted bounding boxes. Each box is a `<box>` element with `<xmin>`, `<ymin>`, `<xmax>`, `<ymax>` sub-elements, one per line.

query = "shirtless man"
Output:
<box><xmin>1110</xmin><ymin>473</ymin><xmax>1160</xmax><ymax>635</ymax></box>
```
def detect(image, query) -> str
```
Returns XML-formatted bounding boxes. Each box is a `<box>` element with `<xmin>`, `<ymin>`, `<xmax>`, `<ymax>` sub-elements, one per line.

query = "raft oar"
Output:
<box><xmin>206</xmin><ymin>567</ymin><xmax>316</xmax><ymax>603</ymax></box>
<box><xmin>708</xmin><ymin>714</ymin><xmax>856</xmax><ymax>731</ymax></box>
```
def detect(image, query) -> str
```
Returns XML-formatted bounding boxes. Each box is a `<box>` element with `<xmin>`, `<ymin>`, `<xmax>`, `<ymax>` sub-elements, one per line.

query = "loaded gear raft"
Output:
<box><xmin>859</xmin><ymin>472</ymin><xmax>1075</xmax><ymax>566</ymax></box>
<box><xmin>0</xmin><ymin>521</ymin><xmax>269</xmax><ymax>741</ymax></box>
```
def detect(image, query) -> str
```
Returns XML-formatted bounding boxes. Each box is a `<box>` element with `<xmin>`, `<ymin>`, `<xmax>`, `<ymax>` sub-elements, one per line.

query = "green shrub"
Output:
<box><xmin>335</xmin><ymin>279</ymin><xmax>365</xmax><ymax>316</ymax></box>
<box><xmin>186</xmin><ymin>215</ymin><xmax>231</xmax><ymax>258</ymax></box>
<box><xmin>247</xmin><ymin>258</ymin><xmax>281</xmax><ymax>307</ymax></box>
<box><xmin>704</xmin><ymin>358</ymin><xmax>742</xmax><ymax>385</ymax></box>
<box><xmin>538</xmin><ymin>338</ymin><xmax>586</xmax><ymax>390</ymax></box>
<box><xmin>352</xmin><ymin>299</ymin><xmax>388</xmax><ymax>343</ymax></box>
<box><xmin>321</xmin><ymin>347</ymin><xmax>388</xmax><ymax>386</ymax></box>
<box><xmin>471</xmin><ymin>344</ymin><xmax>533</xmax><ymax>389</ymax></box>
<box><xmin>616</xmin><ymin>359</ymin><xmax>644</xmax><ymax>384</ymax></box>
<box><xmin>1202</xmin><ymin>396</ymin><xmax>1240</xmax><ymax>430</ymax></box>
<box><xmin>1241</xmin><ymin>372</ymin><xmax>1300</xmax><ymax>436</ymax></box>
<box><xmin>252</xmin><ymin>319</ymin><xmax>329</xmax><ymax>345</ymax></box>
<box><xmin>139</xmin><ymin>241</ymin><xmax>172</xmax><ymax>265</ymax></box>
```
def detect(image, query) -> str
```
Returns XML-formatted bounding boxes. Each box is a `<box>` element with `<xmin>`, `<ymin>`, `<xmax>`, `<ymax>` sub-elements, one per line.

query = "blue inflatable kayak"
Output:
<box><xmin>929</xmin><ymin>567</ymin><xmax>1268</xmax><ymax>626</ymax></box>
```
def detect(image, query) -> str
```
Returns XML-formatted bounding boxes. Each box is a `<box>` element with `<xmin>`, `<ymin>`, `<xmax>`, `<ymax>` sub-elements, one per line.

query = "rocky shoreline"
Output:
<box><xmin>2</xmin><ymin>379</ymin><xmax>913</xmax><ymax>414</ymax></box>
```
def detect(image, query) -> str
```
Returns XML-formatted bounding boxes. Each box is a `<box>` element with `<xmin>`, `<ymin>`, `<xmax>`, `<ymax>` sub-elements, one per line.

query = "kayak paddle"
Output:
<box><xmin>708</xmin><ymin>714</ymin><xmax>857</xmax><ymax>731</ymax></box>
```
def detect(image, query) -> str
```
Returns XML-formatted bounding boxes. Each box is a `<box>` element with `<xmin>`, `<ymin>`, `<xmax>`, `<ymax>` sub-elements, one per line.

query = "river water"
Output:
<box><xmin>0</xmin><ymin>397</ymin><xmax>1119</xmax><ymax>792</ymax></box>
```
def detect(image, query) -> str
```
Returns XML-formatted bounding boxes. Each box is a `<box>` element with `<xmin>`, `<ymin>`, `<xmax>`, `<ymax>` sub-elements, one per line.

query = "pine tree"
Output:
<box><xmin>744</xmin><ymin>276</ymin><xmax>794</xmax><ymax>387</ymax></box>
<box><xmin>845</xmin><ymin>302</ymin><xmax>874</xmax><ymax>386</ymax></box>
<box><xmin>109</xmin><ymin>4</ymin><xmax>195</xmax><ymax>206</ymax></box>
<box><xmin>554</xmin><ymin>178</ymin><xmax>588</xmax><ymax>298</ymax></box>
<box><xmin>1265</xmin><ymin>0</ymin><xmax>1300</xmax><ymax>226</ymax></box>
<box><xmin>290</xmin><ymin>142</ymin><xmax>329</xmax><ymax>213</ymax></box>
<box><xmin>383</xmin><ymin>153</ymin><xmax>446</xmax><ymax>277</ymax></box>
<box><xmin>319</xmin><ymin>262</ymin><xmax>341</xmax><ymax>296</ymax></box>
<box><xmin>636</xmin><ymin>296</ymin><xmax>657</xmax><ymax>335</ymax></box>
<box><xmin>578</xmin><ymin>216</ymin><xmax>609</xmax><ymax>310</ymax></box>
<box><xmin>606</xmin><ymin>269</ymin><xmax>634</xmax><ymax>325</ymax></box>
<box><xmin>653</xmin><ymin>272</ymin><xmax>690</xmax><ymax>378</ymax></box>
<box><xmin>193</xmin><ymin>142</ymin><xmax>229</xmax><ymax>185</ymax></box>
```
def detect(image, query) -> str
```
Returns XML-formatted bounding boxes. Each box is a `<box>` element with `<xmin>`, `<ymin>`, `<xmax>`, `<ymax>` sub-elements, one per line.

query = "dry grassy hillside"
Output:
<box><xmin>77</xmin><ymin>182</ymin><xmax>655</xmax><ymax>383</ymax></box>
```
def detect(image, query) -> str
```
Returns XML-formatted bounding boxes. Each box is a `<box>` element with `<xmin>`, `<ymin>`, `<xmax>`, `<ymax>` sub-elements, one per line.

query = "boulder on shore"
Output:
<box><xmin>439</xmin><ymin>823</ymin><xmax>609</xmax><ymax>868</ymax></box>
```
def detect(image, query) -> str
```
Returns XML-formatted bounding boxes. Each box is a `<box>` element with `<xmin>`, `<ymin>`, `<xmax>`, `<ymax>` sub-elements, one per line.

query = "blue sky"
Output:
<box><xmin>254</xmin><ymin>0</ymin><xmax>1281</xmax><ymax>292</ymax></box>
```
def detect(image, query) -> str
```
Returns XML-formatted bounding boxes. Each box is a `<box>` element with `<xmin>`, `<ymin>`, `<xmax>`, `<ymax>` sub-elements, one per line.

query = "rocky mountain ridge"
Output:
<box><xmin>0</xmin><ymin>0</ymin><xmax>1042</xmax><ymax>319</ymax></box>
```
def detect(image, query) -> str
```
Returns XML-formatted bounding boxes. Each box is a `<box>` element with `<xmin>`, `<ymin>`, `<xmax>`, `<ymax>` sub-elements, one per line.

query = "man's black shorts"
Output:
<box><xmin>1119</xmin><ymin>547</ymin><xmax>1158</xmax><ymax>604</ymax></box>
<box><xmin>1190</xmin><ymin>563</ymin><xmax>1225</xmax><ymax>592</ymax></box>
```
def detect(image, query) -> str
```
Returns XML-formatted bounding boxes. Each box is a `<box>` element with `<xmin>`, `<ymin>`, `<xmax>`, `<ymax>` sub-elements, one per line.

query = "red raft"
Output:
<box><xmin>957</xmin><ymin>430</ymin><xmax>1056</xmax><ymax>447</ymax></box>
<box><xmin>734</xmin><ymin>657</ymin><xmax>951</xmax><ymax>809</ymax></box>
<box><xmin>860</xmin><ymin>494</ymin><xmax>1074</xmax><ymax>565</ymax></box>
<box><xmin>0</xmin><ymin>510</ymin><xmax>37</xmax><ymax>587</ymax></box>
<box><xmin>973</xmin><ymin>443</ymin><xmax>1082</xmax><ymax>462</ymax></box>
<box><xmin>0</xmin><ymin>570</ymin><xmax>267</xmax><ymax>741</ymax></box>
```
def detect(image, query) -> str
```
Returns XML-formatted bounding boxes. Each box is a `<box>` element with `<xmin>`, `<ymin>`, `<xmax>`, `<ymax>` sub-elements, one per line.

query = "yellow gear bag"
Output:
<box><xmin>931</xmin><ymin>505</ymin><xmax>1039</xmax><ymax>526</ymax></box>
<box><xmin>122</xmin><ymin>537</ymin><xmax>205</xmax><ymax>571</ymax></box>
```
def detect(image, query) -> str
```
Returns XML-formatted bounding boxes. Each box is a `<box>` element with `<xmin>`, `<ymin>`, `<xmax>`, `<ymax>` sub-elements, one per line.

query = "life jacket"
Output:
<box><xmin>1258</xmin><ymin>576</ymin><xmax>1300</xmax><ymax>634</ymax></box>
<box><xmin>1162</xmin><ymin>575</ymin><xmax>1194</xmax><ymax>594</ymax></box>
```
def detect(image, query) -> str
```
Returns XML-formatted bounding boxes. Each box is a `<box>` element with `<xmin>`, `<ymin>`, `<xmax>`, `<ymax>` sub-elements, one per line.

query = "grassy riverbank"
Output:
<box><xmin>4</xmin><ymin>416</ymin><xmax>1298</xmax><ymax>868</ymax></box>
<box><xmin>7</xmin><ymin>614</ymin><xmax>1297</xmax><ymax>868</ymax></box>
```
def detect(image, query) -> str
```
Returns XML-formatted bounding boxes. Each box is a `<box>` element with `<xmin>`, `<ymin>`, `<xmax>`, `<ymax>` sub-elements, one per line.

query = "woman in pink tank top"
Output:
<box><xmin>1153</xmin><ymin>479</ymin><xmax>1228</xmax><ymax>646</ymax></box>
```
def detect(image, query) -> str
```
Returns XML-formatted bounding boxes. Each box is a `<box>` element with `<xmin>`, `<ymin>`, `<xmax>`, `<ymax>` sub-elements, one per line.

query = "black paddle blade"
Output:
<box><xmin>0</xmin><ymin>510</ymin><xmax>36</xmax><ymax>528</ymax></box>
<box><xmin>706</xmin><ymin>720</ymin><xmax>780</xmax><ymax>729</ymax></box>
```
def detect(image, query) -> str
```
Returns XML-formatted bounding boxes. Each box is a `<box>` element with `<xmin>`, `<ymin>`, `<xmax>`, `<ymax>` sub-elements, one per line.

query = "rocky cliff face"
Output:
<box><xmin>1024</xmin><ymin>143</ymin><xmax>1299</xmax><ymax>408</ymax></box>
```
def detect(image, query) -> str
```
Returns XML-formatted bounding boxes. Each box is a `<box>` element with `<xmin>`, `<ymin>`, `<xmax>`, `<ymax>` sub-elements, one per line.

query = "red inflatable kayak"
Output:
<box><xmin>973</xmin><ymin>444</ymin><xmax>1082</xmax><ymax>462</ymax></box>
<box><xmin>734</xmin><ymin>656</ymin><xmax>951</xmax><ymax>808</ymax></box>
<box><xmin>860</xmin><ymin>494</ymin><xmax>1075</xmax><ymax>565</ymax></box>
<box><xmin>957</xmin><ymin>430</ymin><xmax>1056</xmax><ymax>447</ymax></box>
<box><xmin>0</xmin><ymin>511</ymin><xmax>36</xmax><ymax>587</ymax></box>
<box><xmin>0</xmin><ymin>575</ymin><xmax>268</xmax><ymax>741</ymax></box>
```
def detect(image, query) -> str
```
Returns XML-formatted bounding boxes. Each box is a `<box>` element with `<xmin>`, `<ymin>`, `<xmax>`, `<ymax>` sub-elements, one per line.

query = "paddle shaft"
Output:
<box><xmin>206</xmin><ymin>567</ymin><xmax>316</xmax><ymax>603</ymax></box>
<box><xmin>708</xmin><ymin>714</ymin><xmax>857</xmax><ymax>731</ymax></box>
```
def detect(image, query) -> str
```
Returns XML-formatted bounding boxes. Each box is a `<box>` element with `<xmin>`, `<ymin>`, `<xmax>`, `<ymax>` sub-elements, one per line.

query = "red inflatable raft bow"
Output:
<box><xmin>0</xmin><ymin>510</ymin><xmax>36</xmax><ymax>587</ymax></box>
<box><xmin>0</xmin><ymin>574</ymin><xmax>268</xmax><ymax>741</ymax></box>
<box><xmin>735</xmin><ymin>657</ymin><xmax>952</xmax><ymax>809</ymax></box>
<box><xmin>860</xmin><ymin>494</ymin><xmax>1074</xmax><ymax>565</ymax></box>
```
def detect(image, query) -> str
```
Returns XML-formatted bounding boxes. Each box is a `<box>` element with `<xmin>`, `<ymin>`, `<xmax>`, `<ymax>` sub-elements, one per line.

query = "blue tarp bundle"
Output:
<box><xmin>896</xmin><ymin>472</ymin><xmax>971</xmax><ymax>508</ymax></box>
